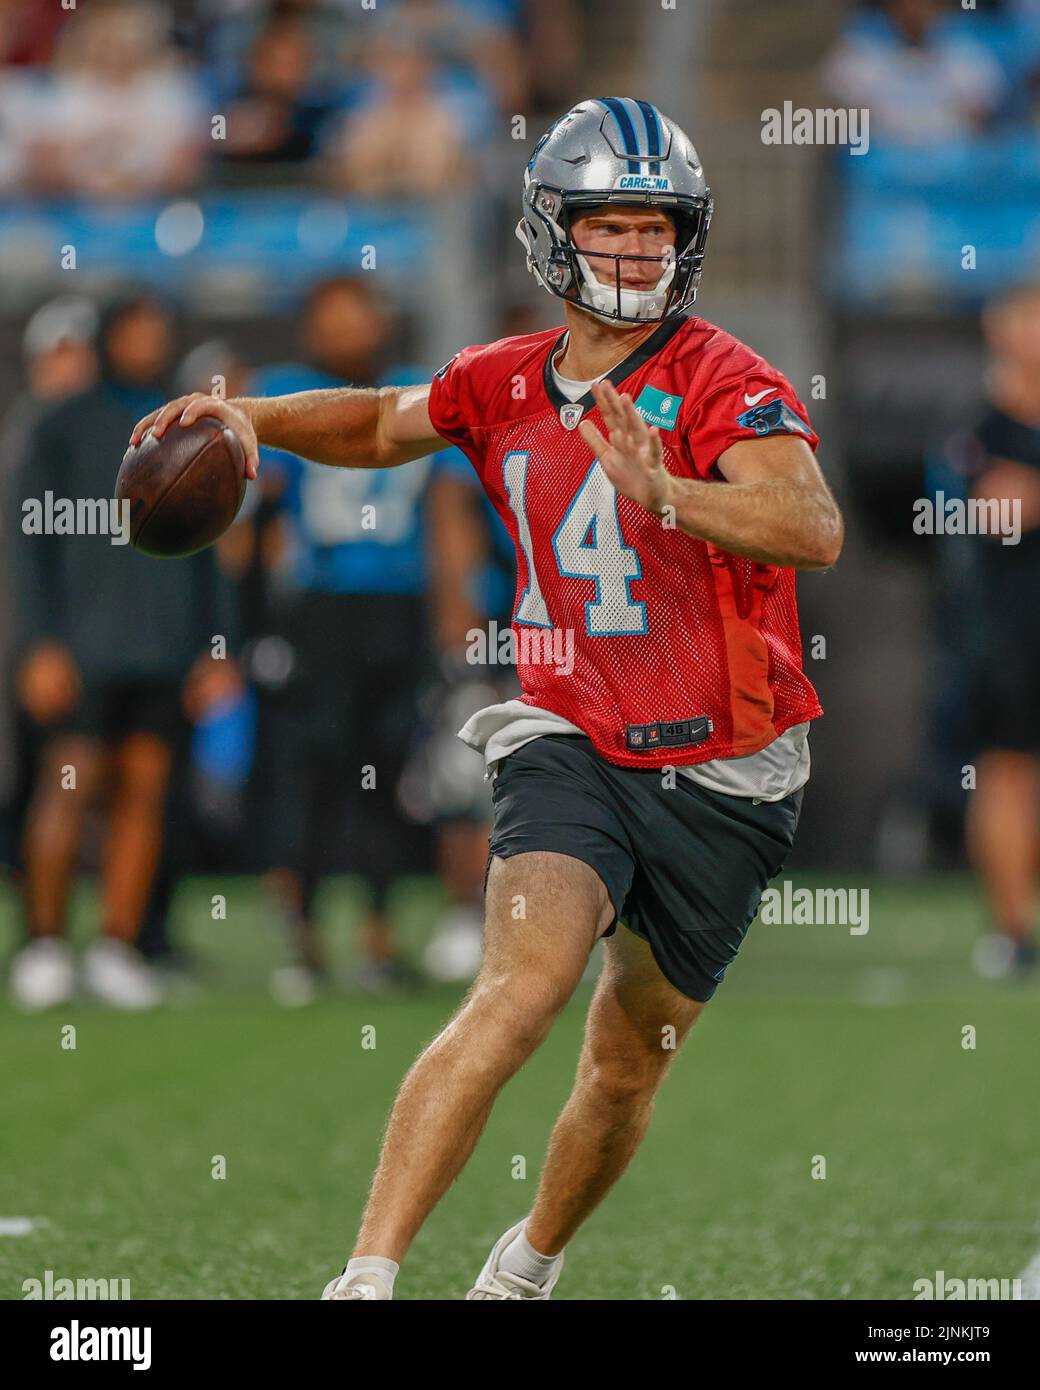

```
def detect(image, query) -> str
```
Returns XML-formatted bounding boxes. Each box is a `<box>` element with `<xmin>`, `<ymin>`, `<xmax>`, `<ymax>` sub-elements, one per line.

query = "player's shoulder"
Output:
<box><xmin>432</xmin><ymin>328</ymin><xmax>561</xmax><ymax>435</ymax></box>
<box><xmin>667</xmin><ymin>315</ymin><xmax>788</xmax><ymax>391</ymax></box>
<box><xmin>439</xmin><ymin>327</ymin><xmax>560</xmax><ymax>381</ymax></box>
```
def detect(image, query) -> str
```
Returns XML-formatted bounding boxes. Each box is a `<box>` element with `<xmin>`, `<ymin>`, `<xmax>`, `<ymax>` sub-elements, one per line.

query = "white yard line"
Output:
<box><xmin>0</xmin><ymin>1217</ymin><xmax>38</xmax><ymax>1236</ymax></box>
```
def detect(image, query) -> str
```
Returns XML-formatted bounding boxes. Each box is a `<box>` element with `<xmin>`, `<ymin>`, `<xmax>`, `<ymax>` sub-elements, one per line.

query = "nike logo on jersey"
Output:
<box><xmin>743</xmin><ymin>387</ymin><xmax>777</xmax><ymax>406</ymax></box>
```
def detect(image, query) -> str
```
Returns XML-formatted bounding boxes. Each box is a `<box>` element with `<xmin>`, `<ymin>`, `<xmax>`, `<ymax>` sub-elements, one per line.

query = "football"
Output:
<box><xmin>116</xmin><ymin>414</ymin><xmax>246</xmax><ymax>558</ymax></box>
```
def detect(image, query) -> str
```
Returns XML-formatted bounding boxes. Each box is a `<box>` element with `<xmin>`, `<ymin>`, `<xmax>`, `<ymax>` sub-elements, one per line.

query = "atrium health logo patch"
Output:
<box><xmin>634</xmin><ymin>386</ymin><xmax>681</xmax><ymax>430</ymax></box>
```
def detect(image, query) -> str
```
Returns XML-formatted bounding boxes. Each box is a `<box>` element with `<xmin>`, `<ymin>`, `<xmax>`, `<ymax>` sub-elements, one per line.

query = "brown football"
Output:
<box><xmin>116</xmin><ymin>415</ymin><xmax>246</xmax><ymax>557</ymax></box>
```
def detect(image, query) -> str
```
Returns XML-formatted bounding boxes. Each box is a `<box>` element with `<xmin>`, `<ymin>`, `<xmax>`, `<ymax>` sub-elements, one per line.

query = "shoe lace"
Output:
<box><xmin>466</xmin><ymin>1270</ymin><xmax>543</xmax><ymax>1300</ymax></box>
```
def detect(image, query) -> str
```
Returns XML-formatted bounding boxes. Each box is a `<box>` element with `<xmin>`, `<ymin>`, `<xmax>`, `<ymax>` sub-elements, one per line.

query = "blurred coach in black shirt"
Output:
<box><xmin>7</xmin><ymin>292</ymin><xmax>239</xmax><ymax>1010</ymax></box>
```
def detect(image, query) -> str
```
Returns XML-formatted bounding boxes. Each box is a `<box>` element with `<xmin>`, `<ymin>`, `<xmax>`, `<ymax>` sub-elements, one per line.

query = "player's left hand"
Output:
<box><xmin>579</xmin><ymin>380</ymin><xmax>676</xmax><ymax>517</ymax></box>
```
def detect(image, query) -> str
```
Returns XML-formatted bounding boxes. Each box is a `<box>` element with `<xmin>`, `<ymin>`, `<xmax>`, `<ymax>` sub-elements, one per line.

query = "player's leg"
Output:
<box><xmin>332</xmin><ymin>848</ymin><xmax>613</xmax><ymax>1291</ymax></box>
<box><xmin>964</xmin><ymin>625</ymin><xmax>1039</xmax><ymax>973</ymax></box>
<box><xmin>101</xmin><ymin>731</ymin><xmax>173</xmax><ymax>942</ymax></box>
<box><xmin>966</xmin><ymin>748</ymin><xmax>1039</xmax><ymax>963</ymax></box>
<box><xmin>524</xmin><ymin>926</ymin><xmax>703</xmax><ymax>1257</ymax></box>
<box><xmin>22</xmin><ymin>733</ymin><xmax>104</xmax><ymax>937</ymax></box>
<box><xmin>11</xmin><ymin>733</ymin><xmax>104</xmax><ymax>1008</ymax></box>
<box><xmin>468</xmin><ymin>764</ymin><xmax>803</xmax><ymax>1298</ymax></box>
<box><xmin>83</xmin><ymin>728</ymin><xmax>173</xmax><ymax>1009</ymax></box>
<box><xmin>466</xmin><ymin>928</ymin><xmax>702</xmax><ymax>1298</ymax></box>
<box><xmin>345</xmin><ymin>592</ymin><xmax>430</xmax><ymax>989</ymax></box>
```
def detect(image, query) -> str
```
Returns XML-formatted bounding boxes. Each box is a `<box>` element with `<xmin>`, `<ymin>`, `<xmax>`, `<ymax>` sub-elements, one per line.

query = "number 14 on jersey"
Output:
<box><xmin>502</xmin><ymin>450</ymin><xmax>648</xmax><ymax>638</ymax></box>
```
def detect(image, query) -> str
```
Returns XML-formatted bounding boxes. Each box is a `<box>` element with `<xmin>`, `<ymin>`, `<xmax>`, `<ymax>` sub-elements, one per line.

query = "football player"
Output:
<box><xmin>131</xmin><ymin>98</ymin><xmax>844</xmax><ymax>1300</ymax></box>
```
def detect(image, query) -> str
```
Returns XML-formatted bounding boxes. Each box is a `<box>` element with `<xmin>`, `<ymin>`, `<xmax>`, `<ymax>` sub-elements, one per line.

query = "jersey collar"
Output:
<box><xmin>542</xmin><ymin>313</ymin><xmax>689</xmax><ymax>417</ymax></box>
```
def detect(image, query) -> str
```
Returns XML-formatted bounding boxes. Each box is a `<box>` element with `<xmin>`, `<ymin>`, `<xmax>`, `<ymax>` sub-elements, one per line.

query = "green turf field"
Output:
<box><xmin>1</xmin><ymin>873</ymin><xmax>1037</xmax><ymax>1300</ymax></box>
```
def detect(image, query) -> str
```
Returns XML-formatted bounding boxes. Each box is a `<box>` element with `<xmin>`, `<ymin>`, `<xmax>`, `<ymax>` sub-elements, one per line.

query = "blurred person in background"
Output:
<box><xmin>962</xmin><ymin>284</ymin><xmax>1040</xmax><ymax>977</ymax></box>
<box><xmin>401</xmin><ymin>307</ymin><xmax>538</xmax><ymax>982</ymax></box>
<box><xmin>324</xmin><ymin>34</ymin><xmax>472</xmax><ymax>197</ymax></box>
<box><xmin>0</xmin><ymin>298</ymin><xmax>98</xmax><ymax>871</ymax></box>
<box><xmin>218</xmin><ymin>11</ymin><xmax>341</xmax><ymax>169</ymax></box>
<box><xmin>24</xmin><ymin>0</ymin><xmax>205</xmax><ymax>198</ymax></box>
<box><xmin>7</xmin><ymin>292</ymin><xmax>239</xmax><ymax>1011</ymax></box>
<box><xmin>0</xmin><ymin>298</ymin><xmax>99</xmax><ymax>482</ymax></box>
<box><xmin>366</xmin><ymin>0</ymin><xmax>527</xmax><ymax>114</ymax></box>
<box><xmin>134</xmin><ymin>338</ymin><xmax>255</xmax><ymax>972</ymax></box>
<box><xmin>247</xmin><ymin>275</ymin><xmax>440</xmax><ymax>1003</ymax></box>
<box><xmin>403</xmin><ymin>452</ymin><xmax>518</xmax><ymax>983</ymax></box>
<box><xmin>824</xmin><ymin>0</ymin><xmax>1009</xmax><ymax>145</ymax></box>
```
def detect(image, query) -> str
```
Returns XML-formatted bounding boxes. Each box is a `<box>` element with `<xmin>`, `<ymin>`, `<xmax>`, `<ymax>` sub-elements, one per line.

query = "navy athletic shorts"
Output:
<box><xmin>486</xmin><ymin>733</ymin><xmax>803</xmax><ymax>1002</ymax></box>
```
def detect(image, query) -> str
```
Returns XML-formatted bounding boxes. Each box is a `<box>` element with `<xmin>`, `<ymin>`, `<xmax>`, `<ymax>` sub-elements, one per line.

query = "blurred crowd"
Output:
<box><xmin>0</xmin><ymin>0</ymin><xmax>579</xmax><ymax>198</ymax></box>
<box><xmin>825</xmin><ymin>0</ymin><xmax>1040</xmax><ymax>145</ymax></box>
<box><xmin>823</xmin><ymin>0</ymin><xmax>1040</xmax><ymax>304</ymax></box>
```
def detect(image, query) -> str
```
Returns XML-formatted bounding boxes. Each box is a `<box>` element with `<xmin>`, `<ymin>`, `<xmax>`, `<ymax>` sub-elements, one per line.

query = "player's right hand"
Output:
<box><xmin>17</xmin><ymin>643</ymin><xmax>80</xmax><ymax>724</ymax></box>
<box><xmin>128</xmin><ymin>393</ymin><xmax>260</xmax><ymax>480</ymax></box>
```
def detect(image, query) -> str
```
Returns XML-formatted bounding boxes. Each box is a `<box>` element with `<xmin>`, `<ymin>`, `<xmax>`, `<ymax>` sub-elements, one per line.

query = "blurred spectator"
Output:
<box><xmin>219</xmin><ymin>13</ymin><xmax>339</xmax><ymax>167</ymax></box>
<box><xmin>25</xmin><ymin>0</ymin><xmax>205</xmax><ymax>198</ymax></box>
<box><xmin>1</xmin><ymin>298</ymin><xmax>99</xmax><ymax>484</ymax></box>
<box><xmin>368</xmin><ymin>0</ymin><xmax>527</xmax><ymax>113</ymax></box>
<box><xmin>400</xmin><ymin>304</ymin><xmax>532</xmax><ymax>981</ymax></box>
<box><xmin>824</xmin><ymin>0</ymin><xmax>1009</xmax><ymax>145</ymax></box>
<box><xmin>246</xmin><ymin>275</ymin><xmax>443</xmax><ymax>1002</ymax></box>
<box><xmin>6</xmin><ymin>292</ymin><xmax>239</xmax><ymax>1011</ymax></box>
<box><xmin>0</xmin><ymin>298</ymin><xmax>98</xmax><ymax>870</ymax></box>
<box><xmin>960</xmin><ymin>284</ymin><xmax>1040</xmax><ymax>976</ymax></box>
<box><xmin>325</xmin><ymin>34</ymin><xmax>472</xmax><ymax>196</ymax></box>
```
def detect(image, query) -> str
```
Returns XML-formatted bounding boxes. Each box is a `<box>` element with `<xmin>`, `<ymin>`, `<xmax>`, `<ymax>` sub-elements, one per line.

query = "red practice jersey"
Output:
<box><xmin>428</xmin><ymin>313</ymin><xmax>824</xmax><ymax>769</ymax></box>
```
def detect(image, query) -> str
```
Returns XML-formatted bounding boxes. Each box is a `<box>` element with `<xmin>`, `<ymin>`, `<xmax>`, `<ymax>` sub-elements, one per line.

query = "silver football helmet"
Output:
<box><xmin>516</xmin><ymin>98</ymin><xmax>713</xmax><ymax>325</ymax></box>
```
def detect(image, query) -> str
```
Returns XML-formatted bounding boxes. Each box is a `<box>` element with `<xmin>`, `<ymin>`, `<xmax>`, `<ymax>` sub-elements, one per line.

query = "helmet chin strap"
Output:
<box><xmin>573</xmin><ymin>252</ymin><xmax>677</xmax><ymax>323</ymax></box>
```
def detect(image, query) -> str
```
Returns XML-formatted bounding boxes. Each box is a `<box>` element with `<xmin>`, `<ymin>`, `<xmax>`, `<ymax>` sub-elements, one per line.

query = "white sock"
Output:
<box><xmin>499</xmin><ymin>1224</ymin><xmax>562</xmax><ymax>1286</ymax></box>
<box><xmin>344</xmin><ymin>1256</ymin><xmax>399</xmax><ymax>1295</ymax></box>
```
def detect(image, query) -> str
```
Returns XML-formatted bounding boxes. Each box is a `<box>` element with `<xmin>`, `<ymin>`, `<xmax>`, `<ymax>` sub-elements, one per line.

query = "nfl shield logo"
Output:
<box><xmin>560</xmin><ymin>403</ymin><xmax>584</xmax><ymax>430</ymax></box>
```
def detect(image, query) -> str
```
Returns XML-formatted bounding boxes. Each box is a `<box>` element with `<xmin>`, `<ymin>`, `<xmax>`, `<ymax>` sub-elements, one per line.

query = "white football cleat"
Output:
<box><xmin>321</xmin><ymin>1269</ymin><xmax>393</xmax><ymax>1300</ymax></box>
<box><xmin>9</xmin><ymin>937</ymin><xmax>75</xmax><ymax>1011</ymax></box>
<box><xmin>465</xmin><ymin>1220</ymin><xmax>564</xmax><ymax>1300</ymax></box>
<box><xmin>82</xmin><ymin>939</ymin><xmax>163</xmax><ymax>1010</ymax></box>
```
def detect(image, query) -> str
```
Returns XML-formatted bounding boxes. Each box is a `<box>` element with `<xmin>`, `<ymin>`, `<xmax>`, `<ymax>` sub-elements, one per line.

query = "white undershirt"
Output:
<box><xmin>455</xmin><ymin>353</ymin><xmax>811</xmax><ymax>802</ymax></box>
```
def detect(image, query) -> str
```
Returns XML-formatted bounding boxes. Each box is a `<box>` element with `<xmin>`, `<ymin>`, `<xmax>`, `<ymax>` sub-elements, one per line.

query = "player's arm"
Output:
<box><xmin>128</xmin><ymin>382</ymin><xmax>444</xmax><ymax>481</ymax></box>
<box><xmin>580</xmin><ymin>380</ymin><xmax>843</xmax><ymax>570</ymax></box>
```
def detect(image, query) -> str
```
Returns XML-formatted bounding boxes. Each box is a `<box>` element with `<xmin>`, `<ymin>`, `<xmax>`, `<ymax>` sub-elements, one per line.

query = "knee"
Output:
<box><xmin>116</xmin><ymin>742</ymin><xmax>172</xmax><ymax>807</ymax></box>
<box><xmin>31</xmin><ymin>744</ymin><xmax>100</xmax><ymax>819</ymax></box>
<box><xmin>582</xmin><ymin>1039</ymin><xmax>670</xmax><ymax>1108</ymax></box>
<box><xmin>460</xmin><ymin>969</ymin><xmax>566</xmax><ymax>1062</ymax></box>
